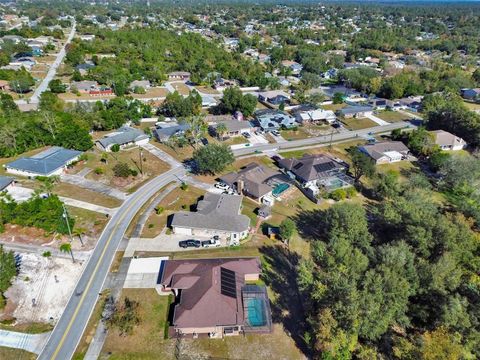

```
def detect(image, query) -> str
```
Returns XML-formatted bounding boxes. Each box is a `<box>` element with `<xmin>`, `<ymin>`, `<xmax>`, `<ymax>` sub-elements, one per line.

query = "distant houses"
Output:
<box><xmin>170</xmin><ymin>193</ymin><xmax>250</xmax><ymax>242</ymax></box>
<box><xmin>96</xmin><ymin>127</ymin><xmax>149</xmax><ymax>152</ymax></box>
<box><xmin>359</xmin><ymin>141</ymin><xmax>410</xmax><ymax>164</ymax></box>
<box><xmin>4</xmin><ymin>147</ymin><xmax>82</xmax><ymax>177</ymax></box>
<box><xmin>159</xmin><ymin>257</ymin><xmax>272</xmax><ymax>337</ymax></box>
<box><xmin>280</xmin><ymin>60</ymin><xmax>303</xmax><ymax>75</ymax></box>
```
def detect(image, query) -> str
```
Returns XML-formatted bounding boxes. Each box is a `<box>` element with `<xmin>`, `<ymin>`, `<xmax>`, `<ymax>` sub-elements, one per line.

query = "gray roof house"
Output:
<box><xmin>96</xmin><ymin>127</ymin><xmax>149</xmax><ymax>152</ymax></box>
<box><xmin>153</xmin><ymin>123</ymin><xmax>190</xmax><ymax>142</ymax></box>
<box><xmin>130</xmin><ymin>80</ymin><xmax>151</xmax><ymax>90</ymax></box>
<box><xmin>255</xmin><ymin>109</ymin><xmax>296</xmax><ymax>131</ymax></box>
<box><xmin>338</xmin><ymin>105</ymin><xmax>374</xmax><ymax>119</ymax></box>
<box><xmin>431</xmin><ymin>130</ymin><xmax>467</xmax><ymax>151</ymax></box>
<box><xmin>359</xmin><ymin>141</ymin><xmax>410</xmax><ymax>164</ymax></box>
<box><xmin>171</xmin><ymin>193</ymin><xmax>250</xmax><ymax>241</ymax></box>
<box><xmin>211</xmin><ymin>119</ymin><xmax>252</xmax><ymax>137</ymax></box>
<box><xmin>5</xmin><ymin>147</ymin><xmax>82</xmax><ymax>177</ymax></box>
<box><xmin>0</xmin><ymin>176</ymin><xmax>14</xmax><ymax>191</ymax></box>
<box><xmin>220</xmin><ymin>163</ymin><xmax>285</xmax><ymax>202</ymax></box>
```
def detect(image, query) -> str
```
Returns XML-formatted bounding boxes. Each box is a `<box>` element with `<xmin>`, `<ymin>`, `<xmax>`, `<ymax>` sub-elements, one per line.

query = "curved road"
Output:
<box><xmin>37</xmin><ymin>165</ymin><xmax>185</xmax><ymax>360</ymax></box>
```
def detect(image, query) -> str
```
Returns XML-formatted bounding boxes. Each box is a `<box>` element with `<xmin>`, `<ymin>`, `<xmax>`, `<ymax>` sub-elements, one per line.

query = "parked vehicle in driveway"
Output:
<box><xmin>242</xmin><ymin>132</ymin><xmax>251</xmax><ymax>138</ymax></box>
<box><xmin>214</xmin><ymin>182</ymin><xmax>229</xmax><ymax>190</ymax></box>
<box><xmin>178</xmin><ymin>239</ymin><xmax>201</xmax><ymax>248</ymax></box>
<box><xmin>201</xmin><ymin>238</ymin><xmax>221</xmax><ymax>248</ymax></box>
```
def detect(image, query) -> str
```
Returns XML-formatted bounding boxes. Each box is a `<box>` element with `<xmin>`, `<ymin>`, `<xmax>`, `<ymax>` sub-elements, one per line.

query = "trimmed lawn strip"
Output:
<box><xmin>0</xmin><ymin>347</ymin><xmax>36</xmax><ymax>360</ymax></box>
<box><xmin>0</xmin><ymin>322</ymin><xmax>53</xmax><ymax>334</ymax></box>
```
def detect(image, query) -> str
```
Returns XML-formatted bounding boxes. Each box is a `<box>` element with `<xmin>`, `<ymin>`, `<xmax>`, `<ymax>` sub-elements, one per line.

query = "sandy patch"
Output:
<box><xmin>3</xmin><ymin>253</ymin><xmax>86</xmax><ymax>324</ymax></box>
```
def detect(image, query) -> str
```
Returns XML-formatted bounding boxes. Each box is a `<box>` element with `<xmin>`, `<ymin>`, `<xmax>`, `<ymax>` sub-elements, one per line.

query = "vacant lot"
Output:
<box><xmin>0</xmin><ymin>347</ymin><xmax>35</xmax><ymax>360</ymax></box>
<box><xmin>54</xmin><ymin>182</ymin><xmax>123</xmax><ymax>208</ymax></box>
<box><xmin>70</xmin><ymin>148</ymin><xmax>170</xmax><ymax>193</ymax></box>
<box><xmin>131</xmin><ymin>87</ymin><xmax>169</xmax><ymax>99</ymax></box>
<box><xmin>340</xmin><ymin>117</ymin><xmax>378</xmax><ymax>130</ymax></box>
<box><xmin>67</xmin><ymin>206</ymin><xmax>109</xmax><ymax>246</ymax></box>
<box><xmin>170</xmin><ymin>82</ymin><xmax>190</xmax><ymax>95</ymax></box>
<box><xmin>280</xmin><ymin>128</ymin><xmax>311</xmax><ymax>141</ymax></box>
<box><xmin>375</xmin><ymin>110</ymin><xmax>413</xmax><ymax>122</ymax></box>
<box><xmin>322</xmin><ymin>103</ymin><xmax>346</xmax><ymax>111</ymax></box>
<box><xmin>463</xmin><ymin>101</ymin><xmax>480</xmax><ymax>111</ymax></box>
<box><xmin>195</xmin><ymin>86</ymin><xmax>220</xmax><ymax>95</ymax></box>
<box><xmin>141</xmin><ymin>186</ymin><xmax>206</xmax><ymax>238</ymax></box>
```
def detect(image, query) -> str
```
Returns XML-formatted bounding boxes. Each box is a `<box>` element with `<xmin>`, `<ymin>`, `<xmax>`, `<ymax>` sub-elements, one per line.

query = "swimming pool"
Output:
<box><xmin>245</xmin><ymin>298</ymin><xmax>267</xmax><ymax>327</ymax></box>
<box><xmin>272</xmin><ymin>183</ymin><xmax>290</xmax><ymax>197</ymax></box>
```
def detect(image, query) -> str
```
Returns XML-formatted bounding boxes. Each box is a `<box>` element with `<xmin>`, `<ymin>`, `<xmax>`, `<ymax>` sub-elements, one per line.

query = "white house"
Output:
<box><xmin>431</xmin><ymin>130</ymin><xmax>467</xmax><ymax>151</ymax></box>
<box><xmin>96</xmin><ymin>127</ymin><xmax>150</xmax><ymax>152</ymax></box>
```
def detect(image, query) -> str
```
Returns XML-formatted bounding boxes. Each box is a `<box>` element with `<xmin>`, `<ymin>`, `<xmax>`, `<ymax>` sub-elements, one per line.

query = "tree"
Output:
<box><xmin>48</xmin><ymin>79</ymin><xmax>67</xmax><ymax>93</ymax></box>
<box><xmin>220</xmin><ymin>87</ymin><xmax>257</xmax><ymax>117</ymax></box>
<box><xmin>473</xmin><ymin>68</ymin><xmax>480</xmax><ymax>84</ymax></box>
<box><xmin>113</xmin><ymin>162</ymin><xmax>131</xmax><ymax>178</ymax></box>
<box><xmin>9</xmin><ymin>71</ymin><xmax>35</xmax><ymax>93</ymax></box>
<box><xmin>279</xmin><ymin>218</ymin><xmax>296</xmax><ymax>244</ymax></box>
<box><xmin>333</xmin><ymin>92</ymin><xmax>344</xmax><ymax>104</ymax></box>
<box><xmin>0</xmin><ymin>245</ymin><xmax>16</xmax><ymax>307</ymax></box>
<box><xmin>185</xmin><ymin>115</ymin><xmax>208</xmax><ymax>148</ymax></box>
<box><xmin>59</xmin><ymin>242</ymin><xmax>75</xmax><ymax>263</ymax></box>
<box><xmin>418</xmin><ymin>327</ymin><xmax>464</xmax><ymax>360</ymax></box>
<box><xmin>347</xmin><ymin>147</ymin><xmax>376</xmax><ymax>182</ymax></box>
<box><xmin>111</xmin><ymin>144</ymin><xmax>120</xmax><ymax>153</ymax></box>
<box><xmin>215</xmin><ymin>122</ymin><xmax>228</xmax><ymax>140</ymax></box>
<box><xmin>193</xmin><ymin>143</ymin><xmax>234</xmax><ymax>174</ymax></box>
<box><xmin>106</xmin><ymin>297</ymin><xmax>141</xmax><ymax>336</ymax></box>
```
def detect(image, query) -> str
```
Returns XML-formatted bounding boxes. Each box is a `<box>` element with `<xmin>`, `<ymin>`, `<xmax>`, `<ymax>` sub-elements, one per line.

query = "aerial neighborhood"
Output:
<box><xmin>0</xmin><ymin>1</ymin><xmax>479</xmax><ymax>360</ymax></box>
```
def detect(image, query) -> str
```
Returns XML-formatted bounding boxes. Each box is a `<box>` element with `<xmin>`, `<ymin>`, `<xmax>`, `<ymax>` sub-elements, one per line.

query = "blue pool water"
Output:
<box><xmin>246</xmin><ymin>298</ymin><xmax>267</xmax><ymax>326</ymax></box>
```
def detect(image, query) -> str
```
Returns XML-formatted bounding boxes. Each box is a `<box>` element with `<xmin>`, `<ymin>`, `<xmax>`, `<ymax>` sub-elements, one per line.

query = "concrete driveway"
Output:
<box><xmin>0</xmin><ymin>329</ymin><xmax>51</xmax><ymax>354</ymax></box>
<box><xmin>125</xmin><ymin>232</ymin><xmax>224</xmax><ymax>257</ymax></box>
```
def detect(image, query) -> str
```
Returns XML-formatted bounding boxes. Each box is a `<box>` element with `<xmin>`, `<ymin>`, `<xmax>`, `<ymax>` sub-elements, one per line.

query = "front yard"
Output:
<box><xmin>375</xmin><ymin>110</ymin><xmax>413</xmax><ymax>122</ymax></box>
<box><xmin>340</xmin><ymin>117</ymin><xmax>378</xmax><ymax>130</ymax></box>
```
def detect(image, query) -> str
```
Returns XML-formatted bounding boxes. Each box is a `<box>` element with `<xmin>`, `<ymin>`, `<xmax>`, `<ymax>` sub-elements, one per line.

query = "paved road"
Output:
<box><xmin>37</xmin><ymin>165</ymin><xmax>185</xmax><ymax>360</ymax></box>
<box><xmin>233</xmin><ymin>121</ymin><xmax>412</xmax><ymax>156</ymax></box>
<box><xmin>30</xmin><ymin>21</ymin><xmax>76</xmax><ymax>104</ymax></box>
<box><xmin>0</xmin><ymin>329</ymin><xmax>51</xmax><ymax>354</ymax></box>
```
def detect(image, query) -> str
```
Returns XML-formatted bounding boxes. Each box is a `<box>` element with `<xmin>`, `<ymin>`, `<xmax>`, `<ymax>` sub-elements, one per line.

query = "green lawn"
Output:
<box><xmin>375</xmin><ymin>110</ymin><xmax>413</xmax><ymax>122</ymax></box>
<box><xmin>0</xmin><ymin>347</ymin><xmax>35</xmax><ymax>360</ymax></box>
<box><xmin>340</xmin><ymin>117</ymin><xmax>378</xmax><ymax>130</ymax></box>
<box><xmin>280</xmin><ymin>128</ymin><xmax>311</xmax><ymax>141</ymax></box>
<box><xmin>463</xmin><ymin>101</ymin><xmax>480</xmax><ymax>111</ymax></box>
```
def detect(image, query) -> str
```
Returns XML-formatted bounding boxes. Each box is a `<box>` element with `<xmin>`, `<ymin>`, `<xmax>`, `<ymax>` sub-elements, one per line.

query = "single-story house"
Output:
<box><xmin>460</xmin><ymin>88</ymin><xmax>480</xmax><ymax>101</ymax></box>
<box><xmin>96</xmin><ymin>127</ymin><xmax>150</xmax><ymax>152</ymax></box>
<box><xmin>79</xmin><ymin>34</ymin><xmax>95</xmax><ymax>41</ymax></box>
<box><xmin>171</xmin><ymin>193</ymin><xmax>250</xmax><ymax>242</ymax></box>
<box><xmin>278</xmin><ymin>154</ymin><xmax>351</xmax><ymax>190</ymax></box>
<box><xmin>293</xmin><ymin>106</ymin><xmax>336</xmax><ymax>124</ymax></box>
<box><xmin>159</xmin><ymin>257</ymin><xmax>271</xmax><ymax>337</ymax></box>
<box><xmin>359</xmin><ymin>141</ymin><xmax>410</xmax><ymax>164</ymax></box>
<box><xmin>258</xmin><ymin>90</ymin><xmax>290</xmax><ymax>106</ymax></box>
<box><xmin>4</xmin><ymin>147</ymin><xmax>82</xmax><ymax>177</ymax></box>
<box><xmin>153</xmin><ymin>123</ymin><xmax>189</xmax><ymax>142</ymax></box>
<box><xmin>210</xmin><ymin>119</ymin><xmax>252</xmax><ymax>138</ymax></box>
<box><xmin>70</xmin><ymin>81</ymin><xmax>114</xmax><ymax>96</ymax></box>
<box><xmin>75</xmin><ymin>62</ymin><xmax>95</xmax><ymax>76</ymax></box>
<box><xmin>255</xmin><ymin>109</ymin><xmax>296</xmax><ymax>131</ymax></box>
<box><xmin>220</xmin><ymin>163</ymin><xmax>285</xmax><ymax>203</ymax></box>
<box><xmin>201</xmin><ymin>95</ymin><xmax>217</xmax><ymax>108</ymax></box>
<box><xmin>368</xmin><ymin>98</ymin><xmax>387</xmax><ymax>110</ymax></box>
<box><xmin>130</xmin><ymin>80</ymin><xmax>151</xmax><ymax>91</ymax></box>
<box><xmin>399</xmin><ymin>97</ymin><xmax>423</xmax><ymax>112</ymax></box>
<box><xmin>0</xmin><ymin>176</ymin><xmax>14</xmax><ymax>192</ymax></box>
<box><xmin>431</xmin><ymin>130</ymin><xmax>467</xmax><ymax>151</ymax></box>
<box><xmin>168</xmin><ymin>71</ymin><xmax>191</xmax><ymax>81</ymax></box>
<box><xmin>338</xmin><ymin>105</ymin><xmax>374</xmax><ymax>119</ymax></box>
<box><xmin>281</xmin><ymin>60</ymin><xmax>303</xmax><ymax>75</ymax></box>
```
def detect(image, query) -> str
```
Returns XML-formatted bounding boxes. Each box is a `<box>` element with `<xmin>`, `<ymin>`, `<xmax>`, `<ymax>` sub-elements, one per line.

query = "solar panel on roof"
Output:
<box><xmin>220</xmin><ymin>267</ymin><xmax>237</xmax><ymax>298</ymax></box>
<box><xmin>313</xmin><ymin>162</ymin><xmax>336</xmax><ymax>173</ymax></box>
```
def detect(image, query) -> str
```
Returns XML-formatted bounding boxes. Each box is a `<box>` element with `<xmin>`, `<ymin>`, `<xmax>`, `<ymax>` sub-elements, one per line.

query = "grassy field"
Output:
<box><xmin>280</xmin><ymin>127</ymin><xmax>311</xmax><ymax>141</ymax></box>
<box><xmin>340</xmin><ymin>117</ymin><xmax>378</xmax><ymax>130</ymax></box>
<box><xmin>195</xmin><ymin>86</ymin><xmax>220</xmax><ymax>95</ymax></box>
<box><xmin>131</xmin><ymin>87</ymin><xmax>169</xmax><ymax>99</ymax></box>
<box><xmin>141</xmin><ymin>186</ymin><xmax>206</xmax><ymax>238</ymax></box>
<box><xmin>463</xmin><ymin>100</ymin><xmax>480</xmax><ymax>111</ymax></box>
<box><xmin>73</xmin><ymin>148</ymin><xmax>170</xmax><ymax>193</ymax></box>
<box><xmin>375</xmin><ymin>110</ymin><xmax>413</xmax><ymax>122</ymax></box>
<box><xmin>170</xmin><ymin>82</ymin><xmax>190</xmax><ymax>95</ymax></box>
<box><xmin>67</xmin><ymin>206</ymin><xmax>109</xmax><ymax>240</ymax></box>
<box><xmin>322</xmin><ymin>103</ymin><xmax>346</xmax><ymax>111</ymax></box>
<box><xmin>54</xmin><ymin>182</ymin><xmax>123</xmax><ymax>208</ymax></box>
<box><xmin>0</xmin><ymin>347</ymin><xmax>36</xmax><ymax>360</ymax></box>
<box><xmin>222</xmin><ymin>136</ymin><xmax>248</xmax><ymax>146</ymax></box>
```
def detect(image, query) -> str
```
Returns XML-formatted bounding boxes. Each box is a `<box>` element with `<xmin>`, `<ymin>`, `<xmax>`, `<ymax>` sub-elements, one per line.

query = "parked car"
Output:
<box><xmin>201</xmin><ymin>238</ymin><xmax>221</xmax><ymax>248</ymax></box>
<box><xmin>224</xmin><ymin>189</ymin><xmax>236</xmax><ymax>195</ymax></box>
<box><xmin>271</xmin><ymin>130</ymin><xmax>280</xmax><ymax>136</ymax></box>
<box><xmin>242</xmin><ymin>132</ymin><xmax>251</xmax><ymax>138</ymax></box>
<box><xmin>271</xmin><ymin>155</ymin><xmax>281</xmax><ymax>162</ymax></box>
<box><xmin>178</xmin><ymin>239</ymin><xmax>201</xmax><ymax>248</ymax></box>
<box><xmin>214</xmin><ymin>182</ymin><xmax>229</xmax><ymax>190</ymax></box>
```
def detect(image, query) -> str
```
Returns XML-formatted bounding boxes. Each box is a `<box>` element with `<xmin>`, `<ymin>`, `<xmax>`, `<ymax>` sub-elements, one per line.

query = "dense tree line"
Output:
<box><xmin>296</xmin><ymin>172</ymin><xmax>480</xmax><ymax>359</ymax></box>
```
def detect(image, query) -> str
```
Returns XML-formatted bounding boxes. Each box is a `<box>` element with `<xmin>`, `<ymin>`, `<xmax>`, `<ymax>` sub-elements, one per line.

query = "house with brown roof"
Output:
<box><xmin>431</xmin><ymin>130</ymin><xmax>467</xmax><ymax>151</ymax></box>
<box><xmin>219</xmin><ymin>163</ymin><xmax>287</xmax><ymax>203</ymax></box>
<box><xmin>160</xmin><ymin>257</ymin><xmax>272</xmax><ymax>338</ymax></box>
<box><xmin>170</xmin><ymin>193</ymin><xmax>250</xmax><ymax>243</ymax></box>
<box><xmin>168</xmin><ymin>71</ymin><xmax>191</xmax><ymax>81</ymax></box>
<box><xmin>359</xmin><ymin>141</ymin><xmax>410</xmax><ymax>164</ymax></box>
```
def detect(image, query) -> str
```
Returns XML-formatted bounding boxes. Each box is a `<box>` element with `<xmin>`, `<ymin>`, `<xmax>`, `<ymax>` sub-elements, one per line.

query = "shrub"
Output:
<box><xmin>94</xmin><ymin>167</ymin><xmax>104</xmax><ymax>175</ymax></box>
<box><xmin>345</xmin><ymin>187</ymin><xmax>357</xmax><ymax>198</ymax></box>
<box><xmin>329</xmin><ymin>188</ymin><xmax>347</xmax><ymax>201</ymax></box>
<box><xmin>155</xmin><ymin>206</ymin><xmax>164</xmax><ymax>215</ymax></box>
<box><xmin>113</xmin><ymin>163</ymin><xmax>131</xmax><ymax>178</ymax></box>
<box><xmin>130</xmin><ymin>169</ymin><xmax>138</xmax><ymax>177</ymax></box>
<box><xmin>110</xmin><ymin>144</ymin><xmax>120</xmax><ymax>153</ymax></box>
<box><xmin>148</xmin><ymin>223</ymin><xmax>154</xmax><ymax>229</ymax></box>
<box><xmin>42</xmin><ymin>251</ymin><xmax>52</xmax><ymax>257</ymax></box>
<box><xmin>180</xmin><ymin>182</ymin><xmax>189</xmax><ymax>191</ymax></box>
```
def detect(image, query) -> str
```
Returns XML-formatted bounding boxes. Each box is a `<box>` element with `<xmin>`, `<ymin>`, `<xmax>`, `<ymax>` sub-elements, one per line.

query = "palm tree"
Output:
<box><xmin>186</xmin><ymin>114</ymin><xmax>207</xmax><ymax>148</ymax></box>
<box><xmin>59</xmin><ymin>243</ymin><xmax>75</xmax><ymax>263</ymax></box>
<box><xmin>216</xmin><ymin>123</ymin><xmax>227</xmax><ymax>141</ymax></box>
<box><xmin>37</xmin><ymin>175</ymin><xmax>59</xmax><ymax>196</ymax></box>
<box><xmin>73</xmin><ymin>227</ymin><xmax>86</xmax><ymax>247</ymax></box>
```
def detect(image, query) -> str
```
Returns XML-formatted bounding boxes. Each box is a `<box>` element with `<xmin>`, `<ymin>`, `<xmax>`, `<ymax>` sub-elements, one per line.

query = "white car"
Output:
<box><xmin>201</xmin><ymin>239</ymin><xmax>221</xmax><ymax>248</ymax></box>
<box><xmin>214</xmin><ymin>182</ymin><xmax>229</xmax><ymax>190</ymax></box>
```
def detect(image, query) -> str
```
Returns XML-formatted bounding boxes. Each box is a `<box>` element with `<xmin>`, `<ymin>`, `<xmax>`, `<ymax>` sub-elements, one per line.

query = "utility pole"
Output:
<box><xmin>329</xmin><ymin>129</ymin><xmax>334</xmax><ymax>149</ymax></box>
<box><xmin>62</xmin><ymin>204</ymin><xmax>77</xmax><ymax>245</ymax></box>
<box><xmin>139</xmin><ymin>148</ymin><xmax>144</xmax><ymax>175</ymax></box>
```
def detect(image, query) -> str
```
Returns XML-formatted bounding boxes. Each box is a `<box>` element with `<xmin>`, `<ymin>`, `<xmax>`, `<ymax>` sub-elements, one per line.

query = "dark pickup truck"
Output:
<box><xmin>178</xmin><ymin>239</ymin><xmax>201</xmax><ymax>248</ymax></box>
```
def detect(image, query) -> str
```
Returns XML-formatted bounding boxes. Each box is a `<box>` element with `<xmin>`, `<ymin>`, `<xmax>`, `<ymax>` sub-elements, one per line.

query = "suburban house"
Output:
<box><xmin>170</xmin><ymin>193</ymin><xmax>250</xmax><ymax>242</ymax></box>
<box><xmin>338</xmin><ymin>105</ymin><xmax>374</xmax><ymax>119</ymax></box>
<box><xmin>70</xmin><ymin>81</ymin><xmax>114</xmax><ymax>96</ymax></box>
<box><xmin>4</xmin><ymin>147</ymin><xmax>82</xmax><ymax>177</ymax></box>
<box><xmin>79</xmin><ymin>34</ymin><xmax>95</xmax><ymax>41</ymax></box>
<box><xmin>210</xmin><ymin>119</ymin><xmax>252</xmax><ymax>138</ymax></box>
<box><xmin>129</xmin><ymin>80</ymin><xmax>151</xmax><ymax>91</ymax></box>
<box><xmin>201</xmin><ymin>95</ymin><xmax>217</xmax><ymax>108</ymax></box>
<box><xmin>431</xmin><ymin>130</ymin><xmax>467</xmax><ymax>151</ymax></box>
<box><xmin>159</xmin><ymin>257</ymin><xmax>272</xmax><ymax>338</ymax></box>
<box><xmin>168</xmin><ymin>71</ymin><xmax>191</xmax><ymax>81</ymax></box>
<box><xmin>278</xmin><ymin>154</ymin><xmax>352</xmax><ymax>193</ymax></box>
<box><xmin>96</xmin><ymin>127</ymin><xmax>150</xmax><ymax>152</ymax></box>
<box><xmin>281</xmin><ymin>60</ymin><xmax>303</xmax><ymax>75</ymax></box>
<box><xmin>255</xmin><ymin>109</ymin><xmax>296</xmax><ymax>131</ymax></box>
<box><xmin>258</xmin><ymin>90</ymin><xmax>290</xmax><ymax>106</ymax></box>
<box><xmin>0</xmin><ymin>176</ymin><xmax>14</xmax><ymax>192</ymax></box>
<box><xmin>359</xmin><ymin>141</ymin><xmax>410</xmax><ymax>164</ymax></box>
<box><xmin>368</xmin><ymin>98</ymin><xmax>387</xmax><ymax>110</ymax></box>
<box><xmin>399</xmin><ymin>97</ymin><xmax>423</xmax><ymax>112</ymax></box>
<box><xmin>460</xmin><ymin>88</ymin><xmax>480</xmax><ymax>101</ymax></box>
<box><xmin>75</xmin><ymin>62</ymin><xmax>95</xmax><ymax>76</ymax></box>
<box><xmin>293</xmin><ymin>106</ymin><xmax>336</xmax><ymax>124</ymax></box>
<box><xmin>219</xmin><ymin>163</ymin><xmax>287</xmax><ymax>204</ymax></box>
<box><xmin>153</xmin><ymin>123</ymin><xmax>189</xmax><ymax>142</ymax></box>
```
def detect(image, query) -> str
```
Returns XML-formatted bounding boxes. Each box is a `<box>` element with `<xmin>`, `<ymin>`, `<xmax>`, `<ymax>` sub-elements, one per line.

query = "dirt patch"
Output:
<box><xmin>0</xmin><ymin>224</ymin><xmax>65</xmax><ymax>246</ymax></box>
<box><xmin>2</xmin><ymin>253</ymin><xmax>86</xmax><ymax>324</ymax></box>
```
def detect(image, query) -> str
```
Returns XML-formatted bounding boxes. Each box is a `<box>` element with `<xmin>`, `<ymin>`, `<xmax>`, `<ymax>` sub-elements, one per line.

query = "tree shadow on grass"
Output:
<box><xmin>259</xmin><ymin>244</ymin><xmax>311</xmax><ymax>357</ymax></box>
